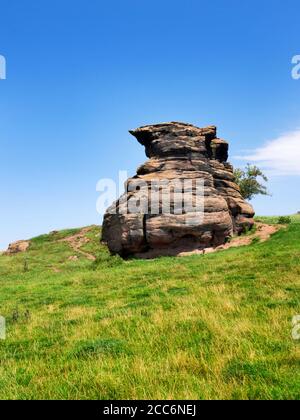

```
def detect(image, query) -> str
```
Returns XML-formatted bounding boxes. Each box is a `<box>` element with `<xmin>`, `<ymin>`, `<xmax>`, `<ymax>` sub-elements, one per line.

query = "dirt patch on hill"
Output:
<box><xmin>179</xmin><ymin>222</ymin><xmax>282</xmax><ymax>257</ymax></box>
<box><xmin>58</xmin><ymin>227</ymin><xmax>96</xmax><ymax>261</ymax></box>
<box><xmin>203</xmin><ymin>222</ymin><xmax>282</xmax><ymax>253</ymax></box>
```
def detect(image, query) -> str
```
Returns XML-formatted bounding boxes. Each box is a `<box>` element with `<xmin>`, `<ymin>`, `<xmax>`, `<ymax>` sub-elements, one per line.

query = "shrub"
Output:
<box><xmin>278</xmin><ymin>216</ymin><xmax>292</xmax><ymax>225</ymax></box>
<box><xmin>234</xmin><ymin>164</ymin><xmax>269</xmax><ymax>201</ymax></box>
<box><xmin>91</xmin><ymin>252</ymin><xmax>123</xmax><ymax>269</ymax></box>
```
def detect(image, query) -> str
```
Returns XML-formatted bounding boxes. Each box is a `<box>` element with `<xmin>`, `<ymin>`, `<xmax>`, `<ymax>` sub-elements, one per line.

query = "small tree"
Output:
<box><xmin>234</xmin><ymin>164</ymin><xmax>269</xmax><ymax>201</ymax></box>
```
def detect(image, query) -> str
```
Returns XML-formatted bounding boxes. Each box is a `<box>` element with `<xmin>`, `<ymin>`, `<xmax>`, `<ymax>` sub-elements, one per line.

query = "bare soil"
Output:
<box><xmin>58</xmin><ymin>227</ymin><xmax>96</xmax><ymax>261</ymax></box>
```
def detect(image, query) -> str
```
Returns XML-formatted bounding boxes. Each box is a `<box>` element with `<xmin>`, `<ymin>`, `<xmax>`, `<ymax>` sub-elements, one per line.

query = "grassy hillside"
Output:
<box><xmin>0</xmin><ymin>218</ymin><xmax>299</xmax><ymax>400</ymax></box>
<box><xmin>255</xmin><ymin>214</ymin><xmax>300</xmax><ymax>224</ymax></box>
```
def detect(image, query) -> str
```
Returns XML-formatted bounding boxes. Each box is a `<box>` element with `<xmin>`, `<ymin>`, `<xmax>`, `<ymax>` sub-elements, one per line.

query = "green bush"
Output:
<box><xmin>278</xmin><ymin>216</ymin><xmax>292</xmax><ymax>225</ymax></box>
<box><xmin>91</xmin><ymin>252</ymin><xmax>123</xmax><ymax>269</ymax></box>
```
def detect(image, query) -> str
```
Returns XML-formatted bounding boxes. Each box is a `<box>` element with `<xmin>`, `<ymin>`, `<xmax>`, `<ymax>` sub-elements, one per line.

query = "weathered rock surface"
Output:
<box><xmin>102</xmin><ymin>122</ymin><xmax>255</xmax><ymax>257</ymax></box>
<box><xmin>4</xmin><ymin>240</ymin><xmax>30</xmax><ymax>255</ymax></box>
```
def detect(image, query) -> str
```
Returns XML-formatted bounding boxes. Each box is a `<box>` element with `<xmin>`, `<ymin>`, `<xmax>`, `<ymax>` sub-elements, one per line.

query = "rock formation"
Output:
<box><xmin>4</xmin><ymin>240</ymin><xmax>30</xmax><ymax>255</ymax></box>
<box><xmin>102</xmin><ymin>122</ymin><xmax>255</xmax><ymax>257</ymax></box>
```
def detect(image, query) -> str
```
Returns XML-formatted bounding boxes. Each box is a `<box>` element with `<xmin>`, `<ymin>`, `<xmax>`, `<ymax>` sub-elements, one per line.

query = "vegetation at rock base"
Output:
<box><xmin>0</xmin><ymin>217</ymin><xmax>299</xmax><ymax>400</ymax></box>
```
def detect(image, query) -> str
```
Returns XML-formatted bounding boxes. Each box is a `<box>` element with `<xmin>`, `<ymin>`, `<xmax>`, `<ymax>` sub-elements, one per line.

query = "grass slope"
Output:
<box><xmin>0</xmin><ymin>218</ymin><xmax>299</xmax><ymax>400</ymax></box>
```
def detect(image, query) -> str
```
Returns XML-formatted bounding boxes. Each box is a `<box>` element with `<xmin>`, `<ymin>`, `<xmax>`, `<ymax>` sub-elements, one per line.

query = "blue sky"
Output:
<box><xmin>0</xmin><ymin>0</ymin><xmax>300</xmax><ymax>249</ymax></box>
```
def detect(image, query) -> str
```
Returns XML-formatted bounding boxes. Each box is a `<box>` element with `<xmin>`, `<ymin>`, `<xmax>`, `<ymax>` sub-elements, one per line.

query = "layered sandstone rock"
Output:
<box><xmin>102</xmin><ymin>122</ymin><xmax>254</xmax><ymax>257</ymax></box>
<box><xmin>4</xmin><ymin>240</ymin><xmax>30</xmax><ymax>255</ymax></box>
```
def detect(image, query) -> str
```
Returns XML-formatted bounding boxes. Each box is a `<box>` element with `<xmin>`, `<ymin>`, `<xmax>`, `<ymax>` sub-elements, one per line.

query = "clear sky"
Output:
<box><xmin>1</xmin><ymin>0</ymin><xmax>300</xmax><ymax>249</ymax></box>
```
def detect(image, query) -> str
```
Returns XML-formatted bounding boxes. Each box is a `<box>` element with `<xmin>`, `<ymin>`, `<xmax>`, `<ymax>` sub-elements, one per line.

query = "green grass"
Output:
<box><xmin>255</xmin><ymin>213</ymin><xmax>300</xmax><ymax>224</ymax></box>
<box><xmin>0</xmin><ymin>221</ymin><xmax>299</xmax><ymax>400</ymax></box>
